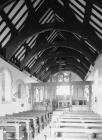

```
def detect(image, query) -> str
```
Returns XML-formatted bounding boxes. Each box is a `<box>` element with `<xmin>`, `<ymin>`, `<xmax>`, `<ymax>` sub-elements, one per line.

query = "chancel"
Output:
<box><xmin>0</xmin><ymin>0</ymin><xmax>102</xmax><ymax>140</ymax></box>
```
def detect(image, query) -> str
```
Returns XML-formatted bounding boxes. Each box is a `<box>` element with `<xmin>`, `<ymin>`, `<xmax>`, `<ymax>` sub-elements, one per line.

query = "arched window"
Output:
<box><xmin>0</xmin><ymin>69</ymin><xmax>12</xmax><ymax>102</ymax></box>
<box><xmin>18</xmin><ymin>83</ymin><xmax>22</xmax><ymax>98</ymax></box>
<box><xmin>15</xmin><ymin>79</ymin><xmax>26</xmax><ymax>99</ymax></box>
<box><xmin>35</xmin><ymin>87</ymin><xmax>40</xmax><ymax>102</ymax></box>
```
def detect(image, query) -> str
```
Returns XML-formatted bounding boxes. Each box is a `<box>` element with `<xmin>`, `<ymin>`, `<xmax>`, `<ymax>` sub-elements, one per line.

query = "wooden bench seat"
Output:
<box><xmin>52</xmin><ymin>127</ymin><xmax>102</xmax><ymax>138</ymax></box>
<box><xmin>60</xmin><ymin>115</ymin><xmax>101</xmax><ymax>119</ymax></box>
<box><xmin>12</xmin><ymin>110</ymin><xmax>52</xmax><ymax>125</ymax></box>
<box><xmin>59</xmin><ymin>118</ymin><xmax>102</xmax><ymax>123</ymax></box>
<box><xmin>12</xmin><ymin>110</ymin><xmax>51</xmax><ymax>127</ymax></box>
<box><xmin>55</xmin><ymin>122</ymin><xmax>102</xmax><ymax>128</ymax></box>
<box><xmin>61</xmin><ymin>113</ymin><xmax>100</xmax><ymax>116</ymax></box>
<box><xmin>62</xmin><ymin>112</ymin><xmax>99</xmax><ymax>116</ymax></box>
<box><xmin>0</xmin><ymin>122</ymin><xmax>23</xmax><ymax>140</ymax></box>
<box><xmin>6</xmin><ymin>115</ymin><xmax>39</xmax><ymax>137</ymax></box>
<box><xmin>2</xmin><ymin>117</ymin><xmax>33</xmax><ymax>140</ymax></box>
<box><xmin>45</xmin><ymin>136</ymin><xmax>102</xmax><ymax>140</ymax></box>
<box><xmin>6</xmin><ymin>110</ymin><xmax>51</xmax><ymax>136</ymax></box>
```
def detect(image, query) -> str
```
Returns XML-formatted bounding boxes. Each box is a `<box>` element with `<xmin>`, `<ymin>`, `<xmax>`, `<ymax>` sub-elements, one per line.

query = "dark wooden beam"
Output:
<box><xmin>83</xmin><ymin>1</ymin><xmax>92</xmax><ymax>25</ymax></box>
<box><xmin>36</xmin><ymin>57</ymin><xmax>88</xmax><ymax>76</ymax></box>
<box><xmin>86</xmin><ymin>0</ymin><xmax>102</xmax><ymax>9</ymax></box>
<box><xmin>53</xmin><ymin>41</ymin><xmax>95</xmax><ymax>62</ymax></box>
<box><xmin>32</xmin><ymin>80</ymin><xmax>93</xmax><ymax>86</ymax></box>
<box><xmin>30</xmin><ymin>47</ymin><xmax>91</xmax><ymax>75</ymax></box>
<box><xmin>20</xmin><ymin>33</ymin><xmax>48</xmax><ymax>69</ymax></box>
<box><xmin>29</xmin><ymin>40</ymin><xmax>94</xmax><ymax>74</ymax></box>
<box><xmin>0</xmin><ymin>10</ymin><xmax>18</xmax><ymax>35</ymax></box>
<box><xmin>25</xmin><ymin>0</ymin><xmax>38</xmax><ymax>24</ymax></box>
<box><xmin>6</xmin><ymin>19</ymin><xmax>100</xmax><ymax>60</ymax></box>
<box><xmin>45</xmin><ymin>53</ymin><xmax>89</xmax><ymax>69</ymax></box>
<box><xmin>41</xmin><ymin>64</ymin><xmax>85</xmax><ymax>81</ymax></box>
<box><xmin>51</xmin><ymin>0</ymin><xmax>102</xmax><ymax>52</ymax></box>
<box><xmin>26</xmin><ymin>36</ymin><xmax>95</xmax><ymax>69</ymax></box>
<box><xmin>6</xmin><ymin>0</ymin><xmax>42</xmax><ymax>60</ymax></box>
<box><xmin>22</xmin><ymin>38</ymin><xmax>94</xmax><ymax>70</ymax></box>
<box><xmin>35</xmin><ymin>0</ymin><xmax>50</xmax><ymax>21</ymax></box>
<box><xmin>47</xmin><ymin>41</ymin><xmax>93</xmax><ymax>61</ymax></box>
<box><xmin>6</xmin><ymin>14</ymin><xmax>40</xmax><ymax>59</ymax></box>
<box><xmin>6</xmin><ymin>1</ymin><xmax>102</xmax><ymax>60</ymax></box>
<box><xmin>38</xmin><ymin>69</ymin><xmax>48</xmax><ymax>80</ymax></box>
<box><xmin>42</xmin><ymin>71</ymin><xmax>51</xmax><ymax>82</ymax></box>
<box><xmin>0</xmin><ymin>0</ymin><xmax>16</xmax><ymax>10</ymax></box>
<box><xmin>37</xmin><ymin>60</ymin><xmax>87</xmax><ymax>80</ymax></box>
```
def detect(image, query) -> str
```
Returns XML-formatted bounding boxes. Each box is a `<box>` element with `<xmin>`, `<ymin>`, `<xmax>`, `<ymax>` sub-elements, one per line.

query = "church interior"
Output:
<box><xmin>0</xmin><ymin>0</ymin><xmax>102</xmax><ymax>140</ymax></box>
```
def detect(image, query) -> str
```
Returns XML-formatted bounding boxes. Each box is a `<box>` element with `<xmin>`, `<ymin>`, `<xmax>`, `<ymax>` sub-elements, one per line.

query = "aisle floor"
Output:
<box><xmin>34</xmin><ymin>124</ymin><xmax>51</xmax><ymax>140</ymax></box>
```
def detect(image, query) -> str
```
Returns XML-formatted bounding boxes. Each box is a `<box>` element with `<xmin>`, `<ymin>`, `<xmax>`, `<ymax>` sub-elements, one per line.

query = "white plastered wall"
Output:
<box><xmin>87</xmin><ymin>55</ymin><xmax>102</xmax><ymax>116</ymax></box>
<box><xmin>0</xmin><ymin>58</ymin><xmax>38</xmax><ymax>116</ymax></box>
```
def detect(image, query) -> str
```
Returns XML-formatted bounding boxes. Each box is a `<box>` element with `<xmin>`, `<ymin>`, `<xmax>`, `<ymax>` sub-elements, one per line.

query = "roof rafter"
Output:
<box><xmin>30</xmin><ymin>47</ymin><xmax>91</xmax><ymax>75</ymax></box>
<box><xmin>0</xmin><ymin>0</ymin><xmax>101</xmax><ymax>82</ymax></box>
<box><xmin>50</xmin><ymin>0</ymin><xmax>102</xmax><ymax>52</ymax></box>
<box><xmin>35</xmin><ymin>57</ymin><xmax>88</xmax><ymax>76</ymax></box>
<box><xmin>0</xmin><ymin>0</ymin><xmax>16</xmax><ymax>10</ymax></box>
<box><xmin>0</xmin><ymin>10</ymin><xmax>18</xmax><ymax>37</ymax></box>
<box><xmin>40</xmin><ymin>64</ymin><xmax>85</xmax><ymax>81</ymax></box>
<box><xmin>6</xmin><ymin>16</ymin><xmax>102</xmax><ymax>60</ymax></box>
<box><xmin>20</xmin><ymin>33</ymin><xmax>48</xmax><ymax>69</ymax></box>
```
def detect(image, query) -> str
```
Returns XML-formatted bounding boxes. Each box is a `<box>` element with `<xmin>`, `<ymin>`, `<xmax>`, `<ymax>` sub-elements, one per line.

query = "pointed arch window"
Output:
<box><xmin>0</xmin><ymin>69</ymin><xmax>12</xmax><ymax>103</ymax></box>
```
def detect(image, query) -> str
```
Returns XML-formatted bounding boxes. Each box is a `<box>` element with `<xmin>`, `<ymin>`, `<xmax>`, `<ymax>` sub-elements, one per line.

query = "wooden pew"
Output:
<box><xmin>6</xmin><ymin>114</ymin><xmax>38</xmax><ymax>137</ymax></box>
<box><xmin>6</xmin><ymin>110</ymin><xmax>52</xmax><ymax>137</ymax></box>
<box><xmin>1</xmin><ymin>117</ymin><xmax>32</xmax><ymax>140</ymax></box>
<box><xmin>0</xmin><ymin>128</ymin><xmax>6</xmax><ymax>140</ymax></box>
<box><xmin>55</xmin><ymin>122</ymin><xmax>102</xmax><ymax>129</ymax></box>
<box><xmin>62</xmin><ymin>112</ymin><xmax>99</xmax><ymax>116</ymax></box>
<box><xmin>58</xmin><ymin>118</ymin><xmax>102</xmax><ymax>123</ymax></box>
<box><xmin>31</xmin><ymin>110</ymin><xmax>52</xmax><ymax>124</ymax></box>
<box><xmin>13</xmin><ymin>110</ymin><xmax>52</xmax><ymax>127</ymax></box>
<box><xmin>59</xmin><ymin>117</ymin><xmax>102</xmax><ymax>120</ymax></box>
<box><xmin>51</xmin><ymin>127</ymin><xmax>102</xmax><ymax>138</ymax></box>
<box><xmin>51</xmin><ymin>110</ymin><xmax>102</xmax><ymax>138</ymax></box>
<box><xmin>45</xmin><ymin>136</ymin><xmax>102</xmax><ymax>140</ymax></box>
<box><xmin>0</xmin><ymin>122</ymin><xmax>24</xmax><ymax>140</ymax></box>
<box><xmin>61</xmin><ymin>114</ymin><xmax>100</xmax><ymax>117</ymax></box>
<box><xmin>61</xmin><ymin>112</ymin><xmax>100</xmax><ymax>116</ymax></box>
<box><xmin>18</xmin><ymin>112</ymin><xmax>46</xmax><ymax>131</ymax></box>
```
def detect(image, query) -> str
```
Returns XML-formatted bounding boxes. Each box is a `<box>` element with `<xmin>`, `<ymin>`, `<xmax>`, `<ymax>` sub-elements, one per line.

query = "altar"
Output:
<box><xmin>58</xmin><ymin>100</ymin><xmax>71</xmax><ymax>108</ymax></box>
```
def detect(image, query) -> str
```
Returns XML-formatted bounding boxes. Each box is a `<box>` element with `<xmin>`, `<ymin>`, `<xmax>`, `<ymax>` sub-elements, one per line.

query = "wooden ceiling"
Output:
<box><xmin>0</xmin><ymin>0</ymin><xmax>102</xmax><ymax>82</ymax></box>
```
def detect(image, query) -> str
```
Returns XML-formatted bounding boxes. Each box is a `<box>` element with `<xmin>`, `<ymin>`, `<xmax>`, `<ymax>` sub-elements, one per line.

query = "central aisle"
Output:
<box><xmin>34</xmin><ymin>109</ymin><xmax>102</xmax><ymax>140</ymax></box>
